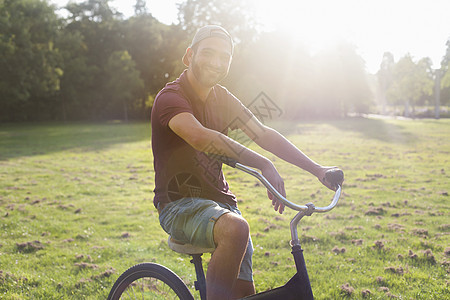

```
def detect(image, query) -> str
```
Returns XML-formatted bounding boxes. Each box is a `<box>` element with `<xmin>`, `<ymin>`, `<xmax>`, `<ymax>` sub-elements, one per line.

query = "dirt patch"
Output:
<box><xmin>263</xmin><ymin>224</ymin><xmax>281</xmax><ymax>232</ymax></box>
<box><xmin>332</xmin><ymin>246</ymin><xmax>346</xmax><ymax>254</ymax></box>
<box><xmin>365</xmin><ymin>207</ymin><xmax>385</xmax><ymax>216</ymax></box>
<box><xmin>16</xmin><ymin>240</ymin><xmax>44</xmax><ymax>253</ymax></box>
<box><xmin>93</xmin><ymin>268</ymin><xmax>116</xmax><ymax>279</ymax></box>
<box><xmin>372</xmin><ymin>240</ymin><xmax>385</xmax><ymax>250</ymax></box>
<box><xmin>444</xmin><ymin>247</ymin><xmax>450</xmax><ymax>257</ymax></box>
<box><xmin>387</xmin><ymin>223</ymin><xmax>405</xmax><ymax>232</ymax></box>
<box><xmin>351</xmin><ymin>239</ymin><xmax>364</xmax><ymax>246</ymax></box>
<box><xmin>422</xmin><ymin>249</ymin><xmax>436</xmax><ymax>264</ymax></box>
<box><xmin>340</xmin><ymin>283</ymin><xmax>355</xmax><ymax>296</ymax></box>
<box><xmin>361</xmin><ymin>289</ymin><xmax>371</xmax><ymax>297</ymax></box>
<box><xmin>438</xmin><ymin>224</ymin><xmax>450</xmax><ymax>231</ymax></box>
<box><xmin>411</xmin><ymin>228</ymin><xmax>428</xmax><ymax>238</ymax></box>
<box><xmin>408</xmin><ymin>250</ymin><xmax>418</xmax><ymax>259</ymax></box>
<box><xmin>75</xmin><ymin>278</ymin><xmax>93</xmax><ymax>288</ymax></box>
<box><xmin>75</xmin><ymin>254</ymin><xmax>93</xmax><ymax>262</ymax></box>
<box><xmin>121</xmin><ymin>232</ymin><xmax>131</xmax><ymax>238</ymax></box>
<box><xmin>74</xmin><ymin>262</ymin><xmax>99</xmax><ymax>269</ymax></box>
<box><xmin>378</xmin><ymin>286</ymin><xmax>389</xmax><ymax>292</ymax></box>
<box><xmin>384</xmin><ymin>266</ymin><xmax>404</xmax><ymax>275</ymax></box>
<box><xmin>300</xmin><ymin>235</ymin><xmax>320</xmax><ymax>243</ymax></box>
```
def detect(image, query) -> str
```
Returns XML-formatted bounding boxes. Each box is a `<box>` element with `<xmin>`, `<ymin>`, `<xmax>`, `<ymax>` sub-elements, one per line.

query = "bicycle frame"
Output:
<box><xmin>188</xmin><ymin>161</ymin><xmax>342</xmax><ymax>300</ymax></box>
<box><xmin>233</xmin><ymin>162</ymin><xmax>342</xmax><ymax>299</ymax></box>
<box><xmin>242</xmin><ymin>244</ymin><xmax>313</xmax><ymax>299</ymax></box>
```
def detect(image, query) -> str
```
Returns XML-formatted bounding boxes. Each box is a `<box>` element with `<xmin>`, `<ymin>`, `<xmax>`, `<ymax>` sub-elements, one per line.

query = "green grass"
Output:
<box><xmin>0</xmin><ymin>118</ymin><xmax>448</xmax><ymax>299</ymax></box>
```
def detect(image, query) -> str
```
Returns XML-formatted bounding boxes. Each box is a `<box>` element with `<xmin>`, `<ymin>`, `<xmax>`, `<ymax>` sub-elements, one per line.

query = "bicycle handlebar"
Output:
<box><xmin>218</xmin><ymin>156</ymin><xmax>343</xmax><ymax>213</ymax></box>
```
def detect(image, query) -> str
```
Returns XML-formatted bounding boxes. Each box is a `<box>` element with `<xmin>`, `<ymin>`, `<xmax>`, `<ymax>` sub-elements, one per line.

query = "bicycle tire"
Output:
<box><xmin>107</xmin><ymin>263</ymin><xmax>194</xmax><ymax>300</ymax></box>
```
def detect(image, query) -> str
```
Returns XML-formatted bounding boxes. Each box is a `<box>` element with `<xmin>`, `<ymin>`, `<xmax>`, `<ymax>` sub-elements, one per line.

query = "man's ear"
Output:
<box><xmin>182</xmin><ymin>47</ymin><xmax>193</xmax><ymax>67</ymax></box>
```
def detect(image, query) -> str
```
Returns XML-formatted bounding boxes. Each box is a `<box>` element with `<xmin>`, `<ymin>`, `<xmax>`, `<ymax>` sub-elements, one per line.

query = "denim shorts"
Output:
<box><xmin>158</xmin><ymin>198</ymin><xmax>254</xmax><ymax>281</ymax></box>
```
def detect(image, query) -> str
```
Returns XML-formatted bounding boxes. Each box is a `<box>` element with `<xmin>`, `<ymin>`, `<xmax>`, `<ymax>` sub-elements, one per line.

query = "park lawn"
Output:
<box><xmin>0</xmin><ymin>118</ymin><xmax>449</xmax><ymax>299</ymax></box>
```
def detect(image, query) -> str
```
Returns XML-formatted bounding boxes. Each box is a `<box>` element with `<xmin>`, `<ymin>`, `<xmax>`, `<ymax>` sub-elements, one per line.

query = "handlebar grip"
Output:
<box><xmin>214</xmin><ymin>155</ymin><xmax>237</xmax><ymax>168</ymax></box>
<box><xmin>325</xmin><ymin>168</ymin><xmax>344</xmax><ymax>188</ymax></box>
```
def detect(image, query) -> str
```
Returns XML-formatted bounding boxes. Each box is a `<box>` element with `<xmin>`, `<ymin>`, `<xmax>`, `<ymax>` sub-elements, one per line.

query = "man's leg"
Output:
<box><xmin>206</xmin><ymin>212</ymin><xmax>250</xmax><ymax>300</ymax></box>
<box><xmin>232</xmin><ymin>279</ymin><xmax>256</xmax><ymax>299</ymax></box>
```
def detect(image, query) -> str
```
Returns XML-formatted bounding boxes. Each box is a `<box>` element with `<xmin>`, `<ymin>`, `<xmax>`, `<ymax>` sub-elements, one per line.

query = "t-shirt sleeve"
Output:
<box><xmin>223</xmin><ymin>89</ymin><xmax>254</xmax><ymax>130</ymax></box>
<box><xmin>154</xmin><ymin>91</ymin><xmax>194</xmax><ymax>127</ymax></box>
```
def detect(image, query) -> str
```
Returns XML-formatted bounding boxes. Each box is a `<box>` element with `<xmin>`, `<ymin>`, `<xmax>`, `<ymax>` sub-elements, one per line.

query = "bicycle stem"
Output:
<box><xmin>289</xmin><ymin>203</ymin><xmax>315</xmax><ymax>247</ymax></box>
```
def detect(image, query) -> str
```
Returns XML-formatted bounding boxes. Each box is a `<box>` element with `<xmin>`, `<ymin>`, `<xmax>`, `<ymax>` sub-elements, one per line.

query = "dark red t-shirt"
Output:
<box><xmin>151</xmin><ymin>71</ymin><xmax>252</xmax><ymax>208</ymax></box>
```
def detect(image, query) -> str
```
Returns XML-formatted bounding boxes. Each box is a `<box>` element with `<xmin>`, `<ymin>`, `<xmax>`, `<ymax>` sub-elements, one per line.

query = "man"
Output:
<box><xmin>151</xmin><ymin>25</ymin><xmax>342</xmax><ymax>299</ymax></box>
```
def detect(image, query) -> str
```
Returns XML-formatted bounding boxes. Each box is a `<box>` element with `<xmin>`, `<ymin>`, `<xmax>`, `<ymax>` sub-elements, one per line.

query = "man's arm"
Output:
<box><xmin>241</xmin><ymin>116</ymin><xmax>339</xmax><ymax>190</ymax></box>
<box><xmin>168</xmin><ymin>112</ymin><xmax>286</xmax><ymax>213</ymax></box>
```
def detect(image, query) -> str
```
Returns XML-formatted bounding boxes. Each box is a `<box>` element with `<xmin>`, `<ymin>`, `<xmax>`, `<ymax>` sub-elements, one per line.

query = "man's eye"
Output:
<box><xmin>201</xmin><ymin>51</ymin><xmax>213</xmax><ymax>57</ymax></box>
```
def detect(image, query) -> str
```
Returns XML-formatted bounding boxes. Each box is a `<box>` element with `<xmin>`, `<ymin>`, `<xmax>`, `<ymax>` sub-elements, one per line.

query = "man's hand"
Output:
<box><xmin>317</xmin><ymin>166</ymin><xmax>344</xmax><ymax>190</ymax></box>
<box><xmin>261</xmin><ymin>164</ymin><xmax>286</xmax><ymax>214</ymax></box>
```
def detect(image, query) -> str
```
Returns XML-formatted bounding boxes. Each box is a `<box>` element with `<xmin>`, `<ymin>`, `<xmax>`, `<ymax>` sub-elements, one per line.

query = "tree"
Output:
<box><xmin>416</xmin><ymin>57</ymin><xmax>435</xmax><ymax>106</ymax></box>
<box><xmin>104</xmin><ymin>50</ymin><xmax>143</xmax><ymax>121</ymax></box>
<box><xmin>313</xmin><ymin>41</ymin><xmax>372</xmax><ymax>117</ymax></box>
<box><xmin>177</xmin><ymin>0</ymin><xmax>258</xmax><ymax>46</ymax></box>
<box><xmin>225</xmin><ymin>31</ymin><xmax>373</xmax><ymax>119</ymax></box>
<box><xmin>0</xmin><ymin>0</ymin><xmax>62</xmax><ymax>121</ymax></box>
<box><xmin>133</xmin><ymin>0</ymin><xmax>147</xmax><ymax>16</ymax></box>
<box><xmin>441</xmin><ymin>38</ymin><xmax>450</xmax><ymax>71</ymax></box>
<box><xmin>63</xmin><ymin>0</ymin><xmax>127</xmax><ymax>120</ymax></box>
<box><xmin>376</xmin><ymin>52</ymin><xmax>395</xmax><ymax>114</ymax></box>
<box><xmin>55</xmin><ymin>30</ymin><xmax>96</xmax><ymax>121</ymax></box>
<box><xmin>65</xmin><ymin>0</ymin><xmax>120</xmax><ymax>22</ymax></box>
<box><xmin>226</xmin><ymin>30</ymin><xmax>315</xmax><ymax>118</ymax></box>
<box><xmin>61</xmin><ymin>0</ymin><xmax>177</xmax><ymax>120</ymax></box>
<box><xmin>387</xmin><ymin>54</ymin><xmax>434</xmax><ymax>117</ymax></box>
<box><xmin>442</xmin><ymin>63</ymin><xmax>450</xmax><ymax>105</ymax></box>
<box><xmin>124</xmin><ymin>14</ymin><xmax>182</xmax><ymax>118</ymax></box>
<box><xmin>440</xmin><ymin>38</ymin><xmax>450</xmax><ymax>106</ymax></box>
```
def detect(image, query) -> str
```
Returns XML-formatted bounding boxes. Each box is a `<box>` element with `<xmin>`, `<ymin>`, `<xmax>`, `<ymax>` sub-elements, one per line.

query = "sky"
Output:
<box><xmin>50</xmin><ymin>0</ymin><xmax>450</xmax><ymax>74</ymax></box>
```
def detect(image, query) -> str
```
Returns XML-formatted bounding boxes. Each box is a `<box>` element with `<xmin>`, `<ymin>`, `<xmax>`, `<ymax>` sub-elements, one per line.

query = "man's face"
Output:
<box><xmin>189</xmin><ymin>37</ymin><xmax>232</xmax><ymax>88</ymax></box>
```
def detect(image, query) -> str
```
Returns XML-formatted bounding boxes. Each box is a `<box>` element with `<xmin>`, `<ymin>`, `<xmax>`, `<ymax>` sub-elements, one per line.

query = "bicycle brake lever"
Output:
<box><xmin>213</xmin><ymin>155</ymin><xmax>238</xmax><ymax>168</ymax></box>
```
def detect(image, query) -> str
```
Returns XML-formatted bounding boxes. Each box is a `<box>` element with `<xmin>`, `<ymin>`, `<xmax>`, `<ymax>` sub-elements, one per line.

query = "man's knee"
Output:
<box><xmin>213</xmin><ymin>213</ymin><xmax>249</xmax><ymax>247</ymax></box>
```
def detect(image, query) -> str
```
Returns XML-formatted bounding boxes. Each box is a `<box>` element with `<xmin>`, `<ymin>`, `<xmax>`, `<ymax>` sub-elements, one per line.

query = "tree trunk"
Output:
<box><xmin>404</xmin><ymin>100</ymin><xmax>411</xmax><ymax>118</ymax></box>
<box><xmin>123</xmin><ymin>100</ymin><xmax>128</xmax><ymax>123</ymax></box>
<box><xmin>61</xmin><ymin>95</ymin><xmax>67</xmax><ymax>123</ymax></box>
<box><xmin>434</xmin><ymin>69</ymin><xmax>441</xmax><ymax>119</ymax></box>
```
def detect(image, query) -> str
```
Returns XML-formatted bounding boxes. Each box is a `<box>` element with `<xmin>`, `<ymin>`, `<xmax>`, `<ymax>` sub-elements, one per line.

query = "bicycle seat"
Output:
<box><xmin>168</xmin><ymin>237</ymin><xmax>215</xmax><ymax>255</ymax></box>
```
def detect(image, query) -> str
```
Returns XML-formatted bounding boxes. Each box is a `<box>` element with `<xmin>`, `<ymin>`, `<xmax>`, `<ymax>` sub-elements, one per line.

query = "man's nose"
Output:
<box><xmin>208</xmin><ymin>55</ymin><xmax>222</xmax><ymax>67</ymax></box>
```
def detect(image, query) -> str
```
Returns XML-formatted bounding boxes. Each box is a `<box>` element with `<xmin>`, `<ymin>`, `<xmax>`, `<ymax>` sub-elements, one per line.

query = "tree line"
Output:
<box><xmin>1</xmin><ymin>0</ymin><xmax>449</xmax><ymax>122</ymax></box>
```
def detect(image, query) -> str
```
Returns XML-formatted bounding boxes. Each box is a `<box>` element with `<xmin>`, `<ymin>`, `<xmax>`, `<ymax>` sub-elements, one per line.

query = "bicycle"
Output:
<box><xmin>107</xmin><ymin>158</ymin><xmax>343</xmax><ymax>300</ymax></box>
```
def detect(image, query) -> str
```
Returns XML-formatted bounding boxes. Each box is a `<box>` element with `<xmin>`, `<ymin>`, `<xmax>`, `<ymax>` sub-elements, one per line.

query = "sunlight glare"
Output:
<box><xmin>252</xmin><ymin>0</ymin><xmax>450</xmax><ymax>72</ymax></box>
<box><xmin>253</xmin><ymin>0</ymin><xmax>351</xmax><ymax>54</ymax></box>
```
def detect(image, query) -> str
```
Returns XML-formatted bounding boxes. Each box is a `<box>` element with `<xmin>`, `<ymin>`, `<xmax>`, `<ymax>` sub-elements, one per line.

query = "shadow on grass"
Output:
<box><xmin>0</xmin><ymin>121</ymin><xmax>150</xmax><ymax>161</ymax></box>
<box><xmin>0</xmin><ymin>117</ymin><xmax>420</xmax><ymax>161</ymax></box>
<box><xmin>329</xmin><ymin>116</ymin><xmax>417</xmax><ymax>144</ymax></box>
<box><xmin>270</xmin><ymin>116</ymin><xmax>417</xmax><ymax>144</ymax></box>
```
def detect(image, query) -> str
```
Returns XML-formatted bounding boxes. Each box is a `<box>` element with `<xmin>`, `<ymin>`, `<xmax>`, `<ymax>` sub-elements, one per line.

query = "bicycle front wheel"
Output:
<box><xmin>107</xmin><ymin>263</ymin><xmax>194</xmax><ymax>300</ymax></box>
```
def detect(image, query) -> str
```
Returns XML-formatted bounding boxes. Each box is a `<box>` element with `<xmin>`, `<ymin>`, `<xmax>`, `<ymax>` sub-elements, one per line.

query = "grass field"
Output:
<box><xmin>0</xmin><ymin>118</ymin><xmax>449</xmax><ymax>299</ymax></box>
